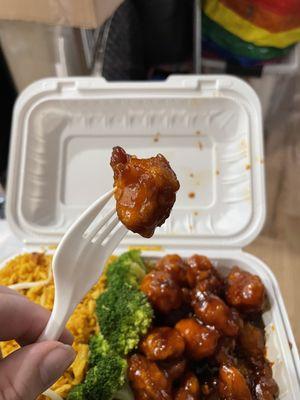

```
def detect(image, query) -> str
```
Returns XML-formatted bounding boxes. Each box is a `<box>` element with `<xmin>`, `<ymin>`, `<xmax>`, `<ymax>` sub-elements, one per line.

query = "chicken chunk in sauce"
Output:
<box><xmin>238</xmin><ymin>322</ymin><xmax>265</xmax><ymax>360</ymax></box>
<box><xmin>140</xmin><ymin>270</ymin><xmax>182</xmax><ymax>314</ymax></box>
<box><xmin>110</xmin><ymin>146</ymin><xmax>180</xmax><ymax>238</ymax></box>
<box><xmin>225</xmin><ymin>267</ymin><xmax>265</xmax><ymax>313</ymax></box>
<box><xmin>155</xmin><ymin>255</ymin><xmax>188</xmax><ymax>286</ymax></box>
<box><xmin>214</xmin><ymin>337</ymin><xmax>237</xmax><ymax>366</ymax></box>
<box><xmin>186</xmin><ymin>254</ymin><xmax>223</xmax><ymax>295</ymax></box>
<box><xmin>128</xmin><ymin>354</ymin><xmax>172</xmax><ymax>400</ymax></box>
<box><xmin>139</xmin><ymin>327</ymin><xmax>185</xmax><ymax>361</ymax></box>
<box><xmin>125</xmin><ymin>253</ymin><xmax>278</xmax><ymax>400</ymax></box>
<box><xmin>175</xmin><ymin>318</ymin><xmax>220</xmax><ymax>360</ymax></box>
<box><xmin>174</xmin><ymin>372</ymin><xmax>201</xmax><ymax>400</ymax></box>
<box><xmin>219</xmin><ymin>365</ymin><xmax>252</xmax><ymax>400</ymax></box>
<box><xmin>160</xmin><ymin>358</ymin><xmax>187</xmax><ymax>383</ymax></box>
<box><xmin>253</xmin><ymin>362</ymin><xmax>279</xmax><ymax>400</ymax></box>
<box><xmin>192</xmin><ymin>291</ymin><xmax>239</xmax><ymax>337</ymax></box>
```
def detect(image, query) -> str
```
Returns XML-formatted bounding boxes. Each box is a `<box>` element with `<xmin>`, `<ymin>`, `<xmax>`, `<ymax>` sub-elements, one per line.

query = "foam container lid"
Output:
<box><xmin>6</xmin><ymin>75</ymin><xmax>265</xmax><ymax>249</ymax></box>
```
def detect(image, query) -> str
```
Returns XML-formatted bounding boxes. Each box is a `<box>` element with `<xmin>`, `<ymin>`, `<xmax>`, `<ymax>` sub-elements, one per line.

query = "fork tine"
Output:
<box><xmin>83</xmin><ymin>208</ymin><xmax>115</xmax><ymax>241</ymax></box>
<box><xmin>67</xmin><ymin>189</ymin><xmax>114</xmax><ymax>235</ymax></box>
<box><xmin>104</xmin><ymin>224</ymin><xmax>128</xmax><ymax>254</ymax></box>
<box><xmin>93</xmin><ymin>214</ymin><xmax>119</xmax><ymax>243</ymax></box>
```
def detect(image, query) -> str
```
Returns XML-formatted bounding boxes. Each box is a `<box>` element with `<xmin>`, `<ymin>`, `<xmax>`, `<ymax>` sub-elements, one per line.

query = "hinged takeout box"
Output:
<box><xmin>3</xmin><ymin>76</ymin><xmax>300</xmax><ymax>398</ymax></box>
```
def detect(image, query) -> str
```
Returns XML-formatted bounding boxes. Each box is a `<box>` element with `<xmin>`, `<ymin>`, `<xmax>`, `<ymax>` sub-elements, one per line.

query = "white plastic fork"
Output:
<box><xmin>38</xmin><ymin>189</ymin><xmax>127</xmax><ymax>342</ymax></box>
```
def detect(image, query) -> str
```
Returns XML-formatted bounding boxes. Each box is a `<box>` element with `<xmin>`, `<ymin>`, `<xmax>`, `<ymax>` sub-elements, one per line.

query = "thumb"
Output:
<box><xmin>0</xmin><ymin>341</ymin><xmax>75</xmax><ymax>400</ymax></box>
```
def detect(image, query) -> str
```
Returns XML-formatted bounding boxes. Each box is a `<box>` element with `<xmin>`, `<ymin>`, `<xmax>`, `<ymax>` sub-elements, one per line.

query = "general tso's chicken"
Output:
<box><xmin>139</xmin><ymin>327</ymin><xmax>185</xmax><ymax>361</ymax></box>
<box><xmin>218</xmin><ymin>365</ymin><xmax>253</xmax><ymax>400</ymax></box>
<box><xmin>253</xmin><ymin>362</ymin><xmax>279</xmax><ymax>400</ymax></box>
<box><xmin>192</xmin><ymin>291</ymin><xmax>239</xmax><ymax>337</ymax></box>
<box><xmin>128</xmin><ymin>254</ymin><xmax>277</xmax><ymax>400</ymax></box>
<box><xmin>128</xmin><ymin>354</ymin><xmax>172</xmax><ymax>400</ymax></box>
<box><xmin>238</xmin><ymin>322</ymin><xmax>265</xmax><ymax>361</ymax></box>
<box><xmin>160</xmin><ymin>358</ymin><xmax>187</xmax><ymax>382</ymax></box>
<box><xmin>186</xmin><ymin>255</ymin><xmax>213</xmax><ymax>286</ymax></box>
<box><xmin>110</xmin><ymin>146</ymin><xmax>180</xmax><ymax>238</ymax></box>
<box><xmin>215</xmin><ymin>337</ymin><xmax>237</xmax><ymax>366</ymax></box>
<box><xmin>174</xmin><ymin>372</ymin><xmax>201</xmax><ymax>400</ymax></box>
<box><xmin>195</xmin><ymin>275</ymin><xmax>224</xmax><ymax>297</ymax></box>
<box><xmin>225</xmin><ymin>267</ymin><xmax>265</xmax><ymax>313</ymax></box>
<box><xmin>175</xmin><ymin>318</ymin><xmax>220</xmax><ymax>360</ymax></box>
<box><xmin>186</xmin><ymin>255</ymin><xmax>223</xmax><ymax>295</ymax></box>
<box><xmin>140</xmin><ymin>270</ymin><xmax>182</xmax><ymax>314</ymax></box>
<box><xmin>155</xmin><ymin>255</ymin><xmax>188</xmax><ymax>286</ymax></box>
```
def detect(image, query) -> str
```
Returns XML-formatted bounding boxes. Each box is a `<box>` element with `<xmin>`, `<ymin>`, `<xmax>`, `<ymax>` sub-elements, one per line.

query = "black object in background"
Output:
<box><xmin>92</xmin><ymin>0</ymin><xmax>194</xmax><ymax>80</ymax></box>
<box><xmin>0</xmin><ymin>48</ymin><xmax>17</xmax><ymax>189</ymax></box>
<box><xmin>94</xmin><ymin>0</ymin><xmax>146</xmax><ymax>80</ymax></box>
<box><xmin>226</xmin><ymin>62</ymin><xmax>263</xmax><ymax>77</ymax></box>
<box><xmin>133</xmin><ymin>0</ymin><xmax>193</xmax><ymax>67</ymax></box>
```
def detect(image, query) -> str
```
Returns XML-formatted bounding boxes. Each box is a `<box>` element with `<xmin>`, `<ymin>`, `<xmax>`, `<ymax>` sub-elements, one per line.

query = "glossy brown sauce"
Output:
<box><xmin>128</xmin><ymin>254</ymin><xmax>278</xmax><ymax>400</ymax></box>
<box><xmin>110</xmin><ymin>146</ymin><xmax>180</xmax><ymax>238</ymax></box>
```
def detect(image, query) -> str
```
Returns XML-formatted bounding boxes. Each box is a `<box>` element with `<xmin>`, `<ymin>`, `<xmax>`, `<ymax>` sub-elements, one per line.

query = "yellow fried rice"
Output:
<box><xmin>0</xmin><ymin>252</ymin><xmax>107</xmax><ymax>399</ymax></box>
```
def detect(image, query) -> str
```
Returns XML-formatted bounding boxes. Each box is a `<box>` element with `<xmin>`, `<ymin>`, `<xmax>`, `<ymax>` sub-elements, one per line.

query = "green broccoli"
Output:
<box><xmin>67</xmin><ymin>384</ymin><xmax>85</xmax><ymax>400</ymax></box>
<box><xmin>67</xmin><ymin>353</ymin><xmax>133</xmax><ymax>400</ymax></box>
<box><xmin>88</xmin><ymin>333</ymin><xmax>111</xmax><ymax>367</ymax></box>
<box><xmin>96</xmin><ymin>282</ymin><xmax>153</xmax><ymax>355</ymax></box>
<box><xmin>68</xmin><ymin>250</ymin><xmax>152</xmax><ymax>399</ymax></box>
<box><xmin>106</xmin><ymin>250</ymin><xmax>146</xmax><ymax>289</ymax></box>
<box><xmin>84</xmin><ymin>353</ymin><xmax>133</xmax><ymax>400</ymax></box>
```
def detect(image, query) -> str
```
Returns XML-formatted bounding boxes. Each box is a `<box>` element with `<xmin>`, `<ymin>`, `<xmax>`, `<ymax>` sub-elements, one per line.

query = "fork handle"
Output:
<box><xmin>37</xmin><ymin>302</ymin><xmax>73</xmax><ymax>342</ymax></box>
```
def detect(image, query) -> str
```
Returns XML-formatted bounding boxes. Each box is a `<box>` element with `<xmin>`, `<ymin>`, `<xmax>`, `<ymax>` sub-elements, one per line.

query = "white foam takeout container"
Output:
<box><xmin>1</xmin><ymin>76</ymin><xmax>300</xmax><ymax>398</ymax></box>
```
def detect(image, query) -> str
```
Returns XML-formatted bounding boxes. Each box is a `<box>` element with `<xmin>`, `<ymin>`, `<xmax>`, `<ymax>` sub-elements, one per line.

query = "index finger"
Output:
<box><xmin>0</xmin><ymin>286</ymin><xmax>73</xmax><ymax>346</ymax></box>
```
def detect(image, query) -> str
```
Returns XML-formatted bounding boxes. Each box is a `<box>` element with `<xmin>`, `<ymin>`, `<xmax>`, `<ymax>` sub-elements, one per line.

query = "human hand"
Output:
<box><xmin>0</xmin><ymin>286</ymin><xmax>75</xmax><ymax>399</ymax></box>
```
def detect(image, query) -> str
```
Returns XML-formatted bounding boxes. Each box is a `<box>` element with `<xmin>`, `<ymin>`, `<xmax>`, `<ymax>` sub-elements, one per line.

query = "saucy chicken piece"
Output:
<box><xmin>238</xmin><ymin>322</ymin><xmax>265</xmax><ymax>360</ymax></box>
<box><xmin>253</xmin><ymin>362</ymin><xmax>279</xmax><ymax>400</ymax></box>
<box><xmin>132</xmin><ymin>255</ymin><xmax>277</xmax><ymax>400</ymax></box>
<box><xmin>225</xmin><ymin>268</ymin><xmax>265</xmax><ymax>313</ymax></box>
<box><xmin>174</xmin><ymin>372</ymin><xmax>201</xmax><ymax>400</ymax></box>
<box><xmin>231</xmin><ymin>308</ymin><xmax>244</xmax><ymax>331</ymax></box>
<box><xmin>140</xmin><ymin>270</ymin><xmax>182</xmax><ymax>314</ymax></box>
<box><xmin>186</xmin><ymin>255</ymin><xmax>213</xmax><ymax>286</ymax></box>
<box><xmin>186</xmin><ymin>255</ymin><xmax>223</xmax><ymax>295</ymax></box>
<box><xmin>219</xmin><ymin>365</ymin><xmax>253</xmax><ymax>400</ymax></box>
<box><xmin>195</xmin><ymin>275</ymin><xmax>224</xmax><ymax>297</ymax></box>
<box><xmin>111</xmin><ymin>146</ymin><xmax>180</xmax><ymax>238</ymax></box>
<box><xmin>160</xmin><ymin>358</ymin><xmax>187</xmax><ymax>382</ymax></box>
<box><xmin>215</xmin><ymin>337</ymin><xmax>236</xmax><ymax>366</ymax></box>
<box><xmin>175</xmin><ymin>318</ymin><xmax>219</xmax><ymax>360</ymax></box>
<box><xmin>192</xmin><ymin>291</ymin><xmax>239</xmax><ymax>337</ymax></box>
<box><xmin>156</xmin><ymin>254</ymin><xmax>188</xmax><ymax>285</ymax></box>
<box><xmin>128</xmin><ymin>354</ymin><xmax>172</xmax><ymax>400</ymax></box>
<box><xmin>139</xmin><ymin>327</ymin><xmax>185</xmax><ymax>361</ymax></box>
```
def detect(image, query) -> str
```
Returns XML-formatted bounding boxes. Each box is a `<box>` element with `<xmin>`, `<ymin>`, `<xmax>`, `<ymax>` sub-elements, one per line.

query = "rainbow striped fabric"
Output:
<box><xmin>202</xmin><ymin>0</ymin><xmax>300</xmax><ymax>67</ymax></box>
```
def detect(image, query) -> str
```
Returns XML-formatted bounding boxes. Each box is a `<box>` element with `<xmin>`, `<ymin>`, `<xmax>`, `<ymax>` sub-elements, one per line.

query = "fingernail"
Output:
<box><xmin>40</xmin><ymin>345</ymin><xmax>76</xmax><ymax>387</ymax></box>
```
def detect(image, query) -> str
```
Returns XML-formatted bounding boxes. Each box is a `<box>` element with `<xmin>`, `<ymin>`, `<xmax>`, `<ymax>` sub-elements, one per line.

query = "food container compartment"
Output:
<box><xmin>2</xmin><ymin>75</ymin><xmax>300</xmax><ymax>398</ymax></box>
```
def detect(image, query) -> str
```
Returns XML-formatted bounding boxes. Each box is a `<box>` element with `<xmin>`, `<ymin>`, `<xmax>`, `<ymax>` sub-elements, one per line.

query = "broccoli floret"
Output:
<box><xmin>89</xmin><ymin>333</ymin><xmax>111</xmax><ymax>367</ymax></box>
<box><xmin>67</xmin><ymin>384</ymin><xmax>85</xmax><ymax>400</ymax></box>
<box><xmin>96</xmin><ymin>283</ymin><xmax>153</xmax><ymax>355</ymax></box>
<box><xmin>70</xmin><ymin>334</ymin><xmax>134</xmax><ymax>400</ymax></box>
<box><xmin>83</xmin><ymin>354</ymin><xmax>133</xmax><ymax>400</ymax></box>
<box><xmin>106</xmin><ymin>250</ymin><xmax>146</xmax><ymax>289</ymax></box>
<box><xmin>68</xmin><ymin>251</ymin><xmax>151</xmax><ymax>399</ymax></box>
